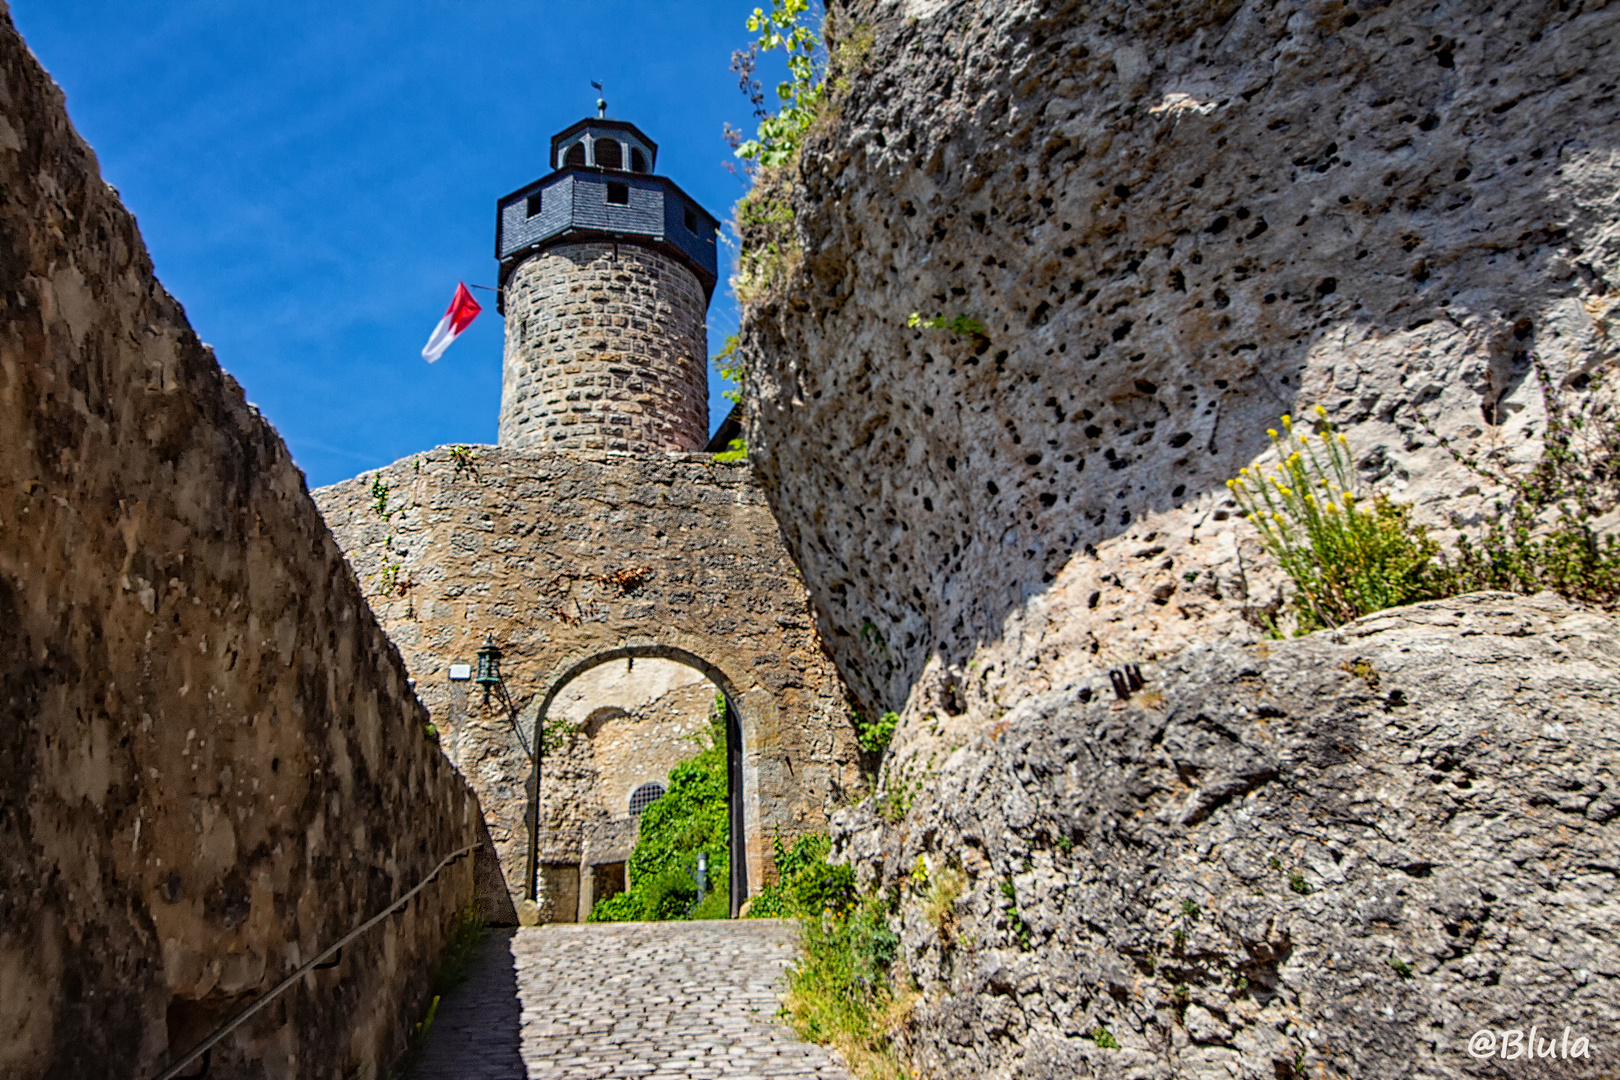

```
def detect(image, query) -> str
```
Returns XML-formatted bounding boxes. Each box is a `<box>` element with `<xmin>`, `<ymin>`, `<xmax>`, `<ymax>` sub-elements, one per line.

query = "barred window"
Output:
<box><xmin>629</xmin><ymin>782</ymin><xmax>666</xmax><ymax>816</ymax></box>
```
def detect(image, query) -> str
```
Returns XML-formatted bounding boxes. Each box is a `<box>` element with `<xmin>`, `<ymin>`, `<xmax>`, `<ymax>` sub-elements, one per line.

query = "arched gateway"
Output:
<box><xmin>314</xmin><ymin>113</ymin><xmax>861</xmax><ymax>920</ymax></box>
<box><xmin>528</xmin><ymin>641</ymin><xmax>762</xmax><ymax>917</ymax></box>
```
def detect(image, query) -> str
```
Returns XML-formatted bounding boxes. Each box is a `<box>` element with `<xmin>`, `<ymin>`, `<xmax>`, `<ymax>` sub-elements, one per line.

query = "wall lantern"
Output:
<box><xmin>468</xmin><ymin>634</ymin><xmax>530</xmax><ymax>759</ymax></box>
<box><xmin>475</xmin><ymin>636</ymin><xmax>503</xmax><ymax>691</ymax></box>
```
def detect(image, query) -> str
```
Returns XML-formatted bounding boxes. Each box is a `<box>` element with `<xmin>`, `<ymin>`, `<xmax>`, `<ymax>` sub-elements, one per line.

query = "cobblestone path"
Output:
<box><xmin>412</xmin><ymin>920</ymin><xmax>854</xmax><ymax>1079</ymax></box>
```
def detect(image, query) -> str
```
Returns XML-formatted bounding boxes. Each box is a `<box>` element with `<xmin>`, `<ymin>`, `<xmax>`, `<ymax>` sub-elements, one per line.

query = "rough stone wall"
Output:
<box><xmin>499</xmin><ymin>243</ymin><xmax>709</xmax><ymax>452</ymax></box>
<box><xmin>313</xmin><ymin>448</ymin><xmax>863</xmax><ymax>910</ymax></box>
<box><xmin>839</xmin><ymin>593</ymin><xmax>1620</xmax><ymax>1080</ymax></box>
<box><xmin>0</xmin><ymin>12</ymin><xmax>486</xmax><ymax>1077</ymax></box>
<box><xmin>565</xmin><ymin>664</ymin><xmax>719</xmax><ymax>819</ymax></box>
<box><xmin>738</xmin><ymin>0</ymin><xmax>1620</xmax><ymax>752</ymax></box>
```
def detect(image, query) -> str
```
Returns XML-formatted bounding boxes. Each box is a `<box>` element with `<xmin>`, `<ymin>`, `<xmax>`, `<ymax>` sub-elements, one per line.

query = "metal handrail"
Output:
<box><xmin>152</xmin><ymin>840</ymin><xmax>481</xmax><ymax>1080</ymax></box>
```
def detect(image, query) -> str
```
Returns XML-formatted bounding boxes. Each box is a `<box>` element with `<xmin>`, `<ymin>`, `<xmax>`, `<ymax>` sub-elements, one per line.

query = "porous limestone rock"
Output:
<box><xmin>837</xmin><ymin>593</ymin><xmax>1619</xmax><ymax>1079</ymax></box>
<box><xmin>733</xmin><ymin>3</ymin><xmax>1620</xmax><ymax>1072</ymax></box>
<box><xmin>738</xmin><ymin>0</ymin><xmax>1620</xmax><ymax>758</ymax></box>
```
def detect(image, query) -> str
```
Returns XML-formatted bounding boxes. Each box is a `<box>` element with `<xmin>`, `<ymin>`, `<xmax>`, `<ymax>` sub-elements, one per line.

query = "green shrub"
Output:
<box><xmin>733</xmin><ymin>0</ymin><xmax>825</xmax><ymax>168</ymax></box>
<box><xmin>746</xmin><ymin>831</ymin><xmax>833</xmax><ymax>918</ymax></box>
<box><xmin>857</xmin><ymin>710</ymin><xmax>898</xmax><ymax>755</ymax></box>
<box><xmin>773</xmin><ymin>842</ymin><xmax>909</xmax><ymax>1080</ymax></box>
<box><xmin>642</xmin><ymin>868</ymin><xmax>701</xmax><ymax>921</ymax></box>
<box><xmin>1232</xmin><ymin>380</ymin><xmax>1620</xmax><ymax>629</ymax></box>
<box><xmin>1446</xmin><ymin>513</ymin><xmax>1620</xmax><ymax>603</ymax></box>
<box><xmin>1422</xmin><ymin>360</ymin><xmax>1620</xmax><ymax>606</ymax></box>
<box><xmin>585</xmin><ymin>891</ymin><xmax>641</xmax><ymax>924</ymax></box>
<box><xmin>794</xmin><ymin>860</ymin><xmax>857</xmax><ymax>919</ymax></box>
<box><xmin>588</xmin><ymin>702</ymin><xmax>730</xmax><ymax>922</ymax></box>
<box><xmin>907</xmin><ymin>312</ymin><xmax>986</xmax><ymax>336</ymax></box>
<box><xmin>1227</xmin><ymin>407</ymin><xmax>1446</xmax><ymax>630</ymax></box>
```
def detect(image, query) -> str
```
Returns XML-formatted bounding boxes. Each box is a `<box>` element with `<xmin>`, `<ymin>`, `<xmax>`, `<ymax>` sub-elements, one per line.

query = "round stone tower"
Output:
<box><xmin>494</xmin><ymin>117</ymin><xmax>720</xmax><ymax>452</ymax></box>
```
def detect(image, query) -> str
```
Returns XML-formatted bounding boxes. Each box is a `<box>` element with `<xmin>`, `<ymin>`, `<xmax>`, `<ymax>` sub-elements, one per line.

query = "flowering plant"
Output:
<box><xmin>1227</xmin><ymin>407</ymin><xmax>1443</xmax><ymax>630</ymax></box>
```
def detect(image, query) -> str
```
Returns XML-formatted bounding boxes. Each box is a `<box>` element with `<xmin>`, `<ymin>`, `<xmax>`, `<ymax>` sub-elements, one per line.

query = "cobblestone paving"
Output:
<box><xmin>413</xmin><ymin>920</ymin><xmax>854</xmax><ymax>1079</ymax></box>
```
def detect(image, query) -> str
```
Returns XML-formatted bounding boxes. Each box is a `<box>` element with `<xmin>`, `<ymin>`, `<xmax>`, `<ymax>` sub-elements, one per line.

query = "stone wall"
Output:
<box><xmin>739</xmin><ymin>0</ymin><xmax>1620</xmax><ymax>754</ymax></box>
<box><xmin>0</xmin><ymin>10</ymin><xmax>489</xmax><ymax>1077</ymax></box>
<box><xmin>313</xmin><ymin>448</ymin><xmax>864</xmax><ymax>912</ymax></box>
<box><xmin>559</xmin><ymin>662</ymin><xmax>718</xmax><ymax>820</ymax></box>
<box><xmin>499</xmin><ymin>243</ymin><xmax>709</xmax><ymax>452</ymax></box>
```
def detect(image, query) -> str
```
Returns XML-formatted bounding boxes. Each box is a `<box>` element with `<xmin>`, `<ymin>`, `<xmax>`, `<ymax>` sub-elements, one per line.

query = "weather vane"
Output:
<box><xmin>591</xmin><ymin>80</ymin><xmax>606</xmax><ymax>118</ymax></box>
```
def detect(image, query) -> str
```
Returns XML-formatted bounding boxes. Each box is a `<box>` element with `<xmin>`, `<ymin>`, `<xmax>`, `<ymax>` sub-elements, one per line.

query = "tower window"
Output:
<box><xmin>629</xmin><ymin>782</ymin><xmax>666</xmax><ymax>816</ymax></box>
<box><xmin>564</xmin><ymin>141</ymin><xmax>586</xmax><ymax>167</ymax></box>
<box><xmin>683</xmin><ymin>207</ymin><xmax>697</xmax><ymax>232</ymax></box>
<box><xmin>630</xmin><ymin>147</ymin><xmax>648</xmax><ymax>173</ymax></box>
<box><xmin>526</xmin><ymin>191</ymin><xmax>543</xmax><ymax>217</ymax></box>
<box><xmin>594</xmin><ymin>138</ymin><xmax>622</xmax><ymax>170</ymax></box>
<box><xmin>606</xmin><ymin>181</ymin><xmax>629</xmax><ymax>205</ymax></box>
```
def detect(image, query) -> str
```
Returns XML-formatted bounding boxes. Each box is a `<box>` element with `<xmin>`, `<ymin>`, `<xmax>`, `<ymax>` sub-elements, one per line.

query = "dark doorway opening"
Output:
<box><xmin>724</xmin><ymin>693</ymin><xmax>747</xmax><ymax>917</ymax></box>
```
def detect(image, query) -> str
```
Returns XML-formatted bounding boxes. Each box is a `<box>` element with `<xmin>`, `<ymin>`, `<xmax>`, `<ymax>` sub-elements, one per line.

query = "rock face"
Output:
<box><xmin>838</xmin><ymin>593</ymin><xmax>1619</xmax><ymax>1079</ymax></box>
<box><xmin>732</xmin><ymin>1</ymin><xmax>1620</xmax><ymax>1075</ymax></box>
<box><xmin>0</xmin><ymin>12</ymin><xmax>491</xmax><ymax>1077</ymax></box>
<box><xmin>738</xmin><ymin>0</ymin><xmax>1620</xmax><ymax>746</ymax></box>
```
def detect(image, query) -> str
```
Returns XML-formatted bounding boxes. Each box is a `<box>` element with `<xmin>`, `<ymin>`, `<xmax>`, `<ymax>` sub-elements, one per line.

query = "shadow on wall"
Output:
<box><xmin>741</xmin><ymin>0</ymin><xmax>1620</xmax><ymax>713</ymax></box>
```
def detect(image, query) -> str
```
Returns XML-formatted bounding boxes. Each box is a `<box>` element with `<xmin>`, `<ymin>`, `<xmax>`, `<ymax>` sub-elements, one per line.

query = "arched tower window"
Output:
<box><xmin>628</xmin><ymin>782</ymin><xmax>666</xmax><ymax>816</ymax></box>
<box><xmin>564</xmin><ymin>141</ymin><xmax>586</xmax><ymax>167</ymax></box>
<box><xmin>594</xmin><ymin>138</ymin><xmax>622</xmax><ymax>170</ymax></box>
<box><xmin>630</xmin><ymin>147</ymin><xmax>648</xmax><ymax>173</ymax></box>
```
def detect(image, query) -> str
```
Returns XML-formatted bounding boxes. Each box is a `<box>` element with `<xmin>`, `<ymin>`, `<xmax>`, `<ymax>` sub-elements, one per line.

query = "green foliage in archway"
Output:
<box><xmin>587</xmin><ymin>699</ymin><xmax>731</xmax><ymax>922</ymax></box>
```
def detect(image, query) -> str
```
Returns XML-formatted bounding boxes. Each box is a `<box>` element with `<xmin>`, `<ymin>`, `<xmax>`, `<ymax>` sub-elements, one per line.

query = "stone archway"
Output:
<box><xmin>523</xmin><ymin>638</ymin><xmax>774</xmax><ymax>918</ymax></box>
<box><xmin>314</xmin><ymin>448</ymin><xmax>865</xmax><ymax>921</ymax></box>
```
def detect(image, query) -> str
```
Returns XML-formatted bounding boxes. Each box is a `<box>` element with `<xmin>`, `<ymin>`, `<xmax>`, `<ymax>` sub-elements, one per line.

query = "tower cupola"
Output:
<box><xmin>494</xmin><ymin>116</ymin><xmax>721</xmax><ymax>452</ymax></box>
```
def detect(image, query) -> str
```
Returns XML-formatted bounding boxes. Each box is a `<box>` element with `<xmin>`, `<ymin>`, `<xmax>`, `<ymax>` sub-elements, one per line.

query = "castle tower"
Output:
<box><xmin>495</xmin><ymin>117</ymin><xmax>720</xmax><ymax>452</ymax></box>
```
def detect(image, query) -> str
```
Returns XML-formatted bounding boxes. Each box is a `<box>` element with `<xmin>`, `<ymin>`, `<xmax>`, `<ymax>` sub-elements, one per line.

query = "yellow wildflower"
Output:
<box><xmin>1314</xmin><ymin>404</ymin><xmax>1327</xmax><ymax>418</ymax></box>
<box><xmin>1267</xmin><ymin>429</ymin><xmax>1279</xmax><ymax>439</ymax></box>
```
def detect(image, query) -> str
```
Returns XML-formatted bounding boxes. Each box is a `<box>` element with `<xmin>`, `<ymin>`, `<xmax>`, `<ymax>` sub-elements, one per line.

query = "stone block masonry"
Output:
<box><xmin>500</xmin><ymin>243</ymin><xmax>709</xmax><ymax>452</ymax></box>
<box><xmin>0</xmin><ymin>11</ymin><xmax>496</xmax><ymax>1077</ymax></box>
<box><xmin>314</xmin><ymin>448</ymin><xmax>864</xmax><ymax>914</ymax></box>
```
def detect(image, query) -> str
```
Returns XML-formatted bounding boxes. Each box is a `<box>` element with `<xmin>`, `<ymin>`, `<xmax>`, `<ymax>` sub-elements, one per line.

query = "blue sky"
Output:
<box><xmin>12</xmin><ymin>1</ymin><xmax>767</xmax><ymax>488</ymax></box>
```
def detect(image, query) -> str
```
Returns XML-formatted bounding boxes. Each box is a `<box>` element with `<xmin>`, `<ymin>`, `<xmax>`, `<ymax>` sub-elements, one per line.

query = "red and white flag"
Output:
<box><xmin>421</xmin><ymin>283</ymin><xmax>482</xmax><ymax>362</ymax></box>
